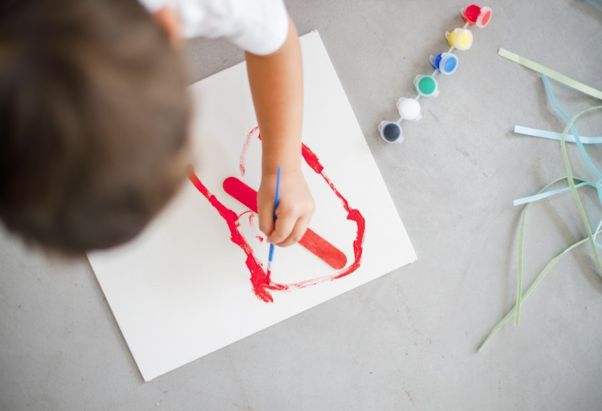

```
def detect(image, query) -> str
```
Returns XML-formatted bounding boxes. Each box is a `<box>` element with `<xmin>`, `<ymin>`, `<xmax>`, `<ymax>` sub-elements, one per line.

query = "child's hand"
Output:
<box><xmin>257</xmin><ymin>170</ymin><xmax>314</xmax><ymax>247</ymax></box>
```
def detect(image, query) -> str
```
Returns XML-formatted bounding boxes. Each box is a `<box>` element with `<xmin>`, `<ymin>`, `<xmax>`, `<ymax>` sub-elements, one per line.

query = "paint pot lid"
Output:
<box><xmin>397</xmin><ymin>98</ymin><xmax>422</xmax><ymax>121</ymax></box>
<box><xmin>462</xmin><ymin>4</ymin><xmax>481</xmax><ymax>24</ymax></box>
<box><xmin>431</xmin><ymin>53</ymin><xmax>443</xmax><ymax>70</ymax></box>
<box><xmin>447</xmin><ymin>28</ymin><xmax>473</xmax><ymax>50</ymax></box>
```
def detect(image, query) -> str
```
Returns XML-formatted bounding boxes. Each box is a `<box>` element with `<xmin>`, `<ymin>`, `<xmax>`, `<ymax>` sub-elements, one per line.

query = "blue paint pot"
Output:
<box><xmin>430</xmin><ymin>52</ymin><xmax>459</xmax><ymax>75</ymax></box>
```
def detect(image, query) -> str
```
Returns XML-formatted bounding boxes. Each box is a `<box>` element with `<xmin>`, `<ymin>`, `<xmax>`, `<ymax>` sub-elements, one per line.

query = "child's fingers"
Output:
<box><xmin>268</xmin><ymin>211</ymin><xmax>297</xmax><ymax>244</ymax></box>
<box><xmin>258</xmin><ymin>204</ymin><xmax>275</xmax><ymax>236</ymax></box>
<box><xmin>278</xmin><ymin>215</ymin><xmax>310</xmax><ymax>247</ymax></box>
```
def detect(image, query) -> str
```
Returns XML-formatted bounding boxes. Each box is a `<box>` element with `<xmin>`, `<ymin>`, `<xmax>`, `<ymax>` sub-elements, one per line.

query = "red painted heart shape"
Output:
<box><xmin>188</xmin><ymin>127</ymin><xmax>365</xmax><ymax>302</ymax></box>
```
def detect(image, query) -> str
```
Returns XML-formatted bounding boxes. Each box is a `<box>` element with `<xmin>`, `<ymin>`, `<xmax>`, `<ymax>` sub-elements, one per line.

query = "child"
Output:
<box><xmin>0</xmin><ymin>0</ymin><xmax>314</xmax><ymax>254</ymax></box>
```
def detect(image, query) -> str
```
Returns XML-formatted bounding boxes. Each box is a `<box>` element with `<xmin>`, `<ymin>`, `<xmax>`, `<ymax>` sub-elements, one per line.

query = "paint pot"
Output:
<box><xmin>396</xmin><ymin>97</ymin><xmax>422</xmax><ymax>121</ymax></box>
<box><xmin>461</xmin><ymin>4</ymin><xmax>481</xmax><ymax>24</ymax></box>
<box><xmin>378</xmin><ymin>121</ymin><xmax>404</xmax><ymax>143</ymax></box>
<box><xmin>446</xmin><ymin>28</ymin><xmax>473</xmax><ymax>50</ymax></box>
<box><xmin>430</xmin><ymin>52</ymin><xmax>459</xmax><ymax>75</ymax></box>
<box><xmin>462</xmin><ymin>4</ymin><xmax>492</xmax><ymax>28</ymax></box>
<box><xmin>414</xmin><ymin>75</ymin><xmax>439</xmax><ymax>97</ymax></box>
<box><xmin>475</xmin><ymin>6</ymin><xmax>492</xmax><ymax>28</ymax></box>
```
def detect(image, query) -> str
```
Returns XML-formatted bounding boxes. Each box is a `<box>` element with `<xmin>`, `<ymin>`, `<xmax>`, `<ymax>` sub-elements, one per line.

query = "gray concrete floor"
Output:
<box><xmin>2</xmin><ymin>0</ymin><xmax>602</xmax><ymax>410</ymax></box>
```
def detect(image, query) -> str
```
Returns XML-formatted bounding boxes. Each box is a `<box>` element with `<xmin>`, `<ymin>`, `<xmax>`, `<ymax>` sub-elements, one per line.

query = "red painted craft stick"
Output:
<box><xmin>223</xmin><ymin>177</ymin><xmax>347</xmax><ymax>270</ymax></box>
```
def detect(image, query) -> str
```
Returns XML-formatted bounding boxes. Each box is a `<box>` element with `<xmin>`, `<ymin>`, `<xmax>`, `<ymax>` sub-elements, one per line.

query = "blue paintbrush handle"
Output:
<box><xmin>268</xmin><ymin>243</ymin><xmax>275</xmax><ymax>263</ymax></box>
<box><xmin>268</xmin><ymin>166</ymin><xmax>282</xmax><ymax>266</ymax></box>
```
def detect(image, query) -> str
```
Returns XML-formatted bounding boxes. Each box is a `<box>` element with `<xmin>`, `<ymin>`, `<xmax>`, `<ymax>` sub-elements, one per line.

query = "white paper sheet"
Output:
<box><xmin>88</xmin><ymin>32</ymin><xmax>416</xmax><ymax>381</ymax></box>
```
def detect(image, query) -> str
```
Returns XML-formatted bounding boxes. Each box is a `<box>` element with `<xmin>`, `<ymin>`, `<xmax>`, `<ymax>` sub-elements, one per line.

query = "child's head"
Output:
<box><xmin>0</xmin><ymin>0</ymin><xmax>191</xmax><ymax>254</ymax></box>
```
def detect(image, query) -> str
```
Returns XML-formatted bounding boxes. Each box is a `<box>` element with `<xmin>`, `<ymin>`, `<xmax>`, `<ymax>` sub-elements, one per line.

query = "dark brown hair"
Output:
<box><xmin>0</xmin><ymin>0</ymin><xmax>191</xmax><ymax>254</ymax></box>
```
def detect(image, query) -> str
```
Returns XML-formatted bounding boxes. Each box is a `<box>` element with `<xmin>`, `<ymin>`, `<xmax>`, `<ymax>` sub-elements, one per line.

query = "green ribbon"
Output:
<box><xmin>477</xmin><ymin>81</ymin><xmax>602</xmax><ymax>352</ymax></box>
<box><xmin>498</xmin><ymin>48</ymin><xmax>602</xmax><ymax>100</ymax></box>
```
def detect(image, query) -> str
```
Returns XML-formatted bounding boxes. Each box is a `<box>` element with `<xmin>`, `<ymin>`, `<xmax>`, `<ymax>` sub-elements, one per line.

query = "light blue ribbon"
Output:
<box><xmin>542</xmin><ymin>76</ymin><xmax>602</xmax><ymax>182</ymax></box>
<box><xmin>513</xmin><ymin>179</ymin><xmax>589</xmax><ymax>206</ymax></box>
<box><xmin>513</xmin><ymin>125</ymin><xmax>602</xmax><ymax>144</ymax></box>
<box><xmin>512</xmin><ymin>75</ymin><xmax>602</xmax><ymax>208</ymax></box>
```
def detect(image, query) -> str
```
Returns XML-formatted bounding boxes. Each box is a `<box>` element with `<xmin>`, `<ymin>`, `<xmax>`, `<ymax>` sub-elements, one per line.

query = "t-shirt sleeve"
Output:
<box><xmin>138</xmin><ymin>0</ymin><xmax>290</xmax><ymax>56</ymax></box>
<box><xmin>138</xmin><ymin>0</ymin><xmax>169</xmax><ymax>12</ymax></box>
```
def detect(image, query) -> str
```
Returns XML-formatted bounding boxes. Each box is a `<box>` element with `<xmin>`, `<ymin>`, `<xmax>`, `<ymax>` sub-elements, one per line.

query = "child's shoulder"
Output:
<box><xmin>139</xmin><ymin>0</ymin><xmax>289</xmax><ymax>55</ymax></box>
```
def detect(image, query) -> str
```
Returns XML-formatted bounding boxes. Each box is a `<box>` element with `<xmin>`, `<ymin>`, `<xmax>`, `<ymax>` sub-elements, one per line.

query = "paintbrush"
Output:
<box><xmin>266</xmin><ymin>165</ymin><xmax>282</xmax><ymax>280</ymax></box>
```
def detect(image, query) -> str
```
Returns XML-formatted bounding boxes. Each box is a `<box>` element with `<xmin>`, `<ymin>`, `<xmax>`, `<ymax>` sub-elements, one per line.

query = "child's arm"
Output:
<box><xmin>245</xmin><ymin>18</ymin><xmax>314</xmax><ymax>247</ymax></box>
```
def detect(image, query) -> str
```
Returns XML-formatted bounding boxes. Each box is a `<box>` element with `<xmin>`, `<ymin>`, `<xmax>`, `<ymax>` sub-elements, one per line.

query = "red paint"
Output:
<box><xmin>223</xmin><ymin>177</ymin><xmax>347</xmax><ymax>269</ymax></box>
<box><xmin>239</xmin><ymin>126</ymin><xmax>259</xmax><ymax>176</ymax></box>
<box><xmin>479</xmin><ymin>8</ymin><xmax>491</xmax><ymax>27</ymax></box>
<box><xmin>300</xmin><ymin>144</ymin><xmax>366</xmax><ymax>282</ymax></box>
<box><xmin>256</xmin><ymin>235</ymin><xmax>264</xmax><ymax>243</ymax></box>
<box><xmin>266</xmin><ymin>268</ymin><xmax>272</xmax><ymax>284</ymax></box>
<box><xmin>462</xmin><ymin>4</ymin><xmax>481</xmax><ymax>24</ymax></box>
<box><xmin>188</xmin><ymin>127</ymin><xmax>365</xmax><ymax>302</ymax></box>
<box><xmin>237</xmin><ymin>209</ymin><xmax>253</xmax><ymax>219</ymax></box>
<box><xmin>188</xmin><ymin>172</ymin><xmax>286</xmax><ymax>302</ymax></box>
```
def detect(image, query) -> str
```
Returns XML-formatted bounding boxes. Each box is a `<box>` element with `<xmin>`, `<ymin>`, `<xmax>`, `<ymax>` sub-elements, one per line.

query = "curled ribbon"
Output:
<box><xmin>477</xmin><ymin>73</ymin><xmax>602</xmax><ymax>352</ymax></box>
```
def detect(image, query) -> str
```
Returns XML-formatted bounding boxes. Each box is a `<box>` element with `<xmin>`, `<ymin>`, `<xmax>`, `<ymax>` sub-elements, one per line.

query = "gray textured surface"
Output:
<box><xmin>2</xmin><ymin>0</ymin><xmax>602</xmax><ymax>410</ymax></box>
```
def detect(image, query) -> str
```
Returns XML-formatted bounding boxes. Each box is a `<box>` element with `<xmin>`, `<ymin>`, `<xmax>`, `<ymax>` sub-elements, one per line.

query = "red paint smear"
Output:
<box><xmin>237</xmin><ymin>209</ymin><xmax>253</xmax><ymax>219</ymax></box>
<box><xmin>188</xmin><ymin>172</ymin><xmax>286</xmax><ymax>302</ymax></box>
<box><xmin>239</xmin><ymin>126</ymin><xmax>259</xmax><ymax>176</ymax></box>
<box><xmin>300</xmin><ymin>144</ymin><xmax>365</xmax><ymax>281</ymax></box>
<box><xmin>223</xmin><ymin>177</ymin><xmax>347</xmax><ymax>269</ymax></box>
<box><xmin>189</xmin><ymin>127</ymin><xmax>365</xmax><ymax>302</ymax></box>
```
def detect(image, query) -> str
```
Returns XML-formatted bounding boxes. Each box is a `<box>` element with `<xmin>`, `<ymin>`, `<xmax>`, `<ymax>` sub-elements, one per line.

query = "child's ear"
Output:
<box><xmin>153</xmin><ymin>8</ymin><xmax>181</xmax><ymax>46</ymax></box>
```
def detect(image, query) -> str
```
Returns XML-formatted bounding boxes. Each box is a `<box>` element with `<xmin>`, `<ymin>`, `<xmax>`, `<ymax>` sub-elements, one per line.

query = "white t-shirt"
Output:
<box><xmin>138</xmin><ymin>0</ymin><xmax>289</xmax><ymax>55</ymax></box>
